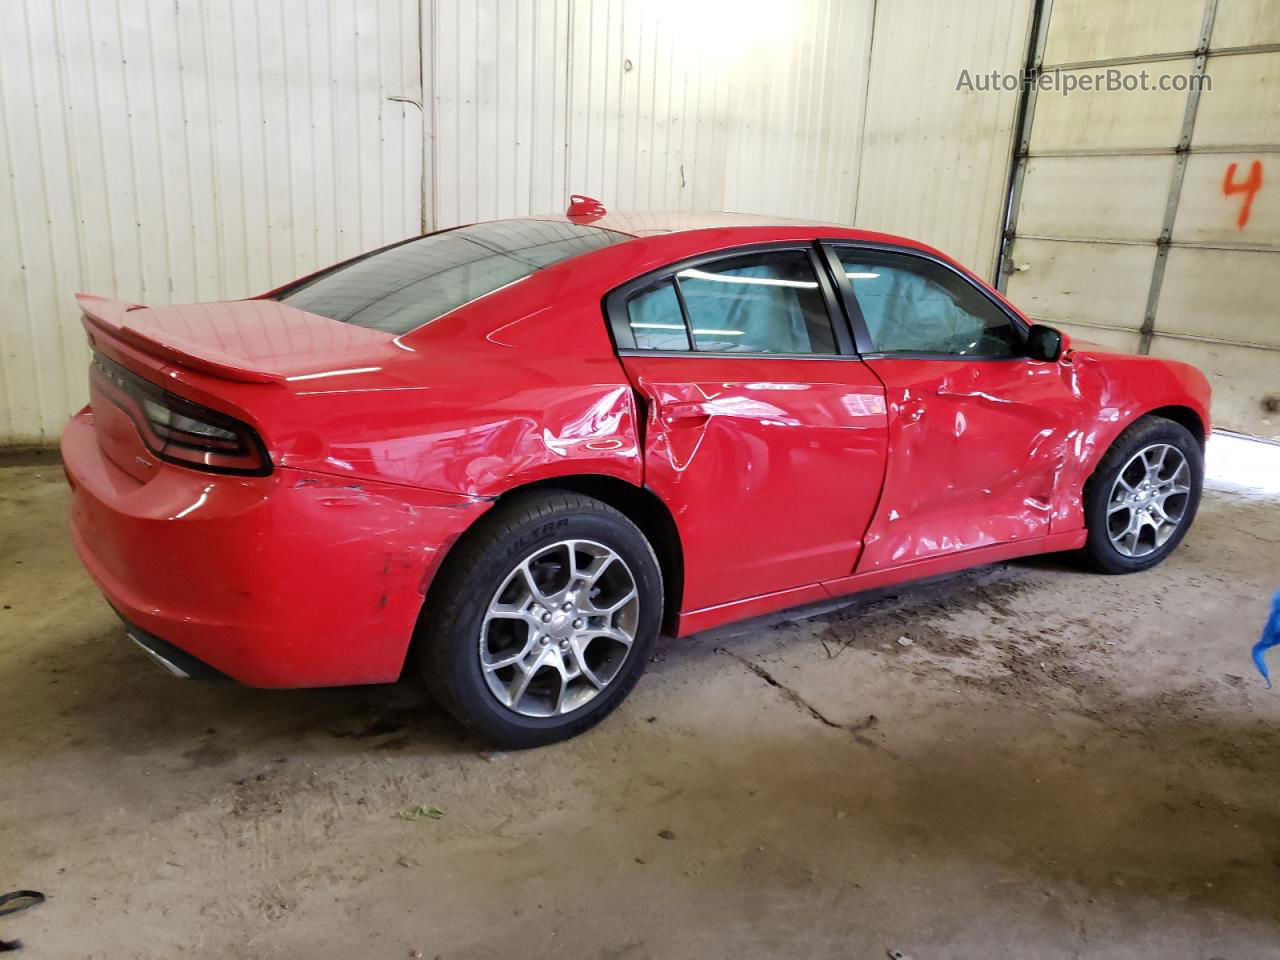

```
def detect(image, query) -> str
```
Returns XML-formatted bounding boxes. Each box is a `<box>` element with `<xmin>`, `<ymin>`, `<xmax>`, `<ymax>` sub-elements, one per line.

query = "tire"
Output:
<box><xmin>418</xmin><ymin>490</ymin><xmax>663</xmax><ymax>748</ymax></box>
<box><xmin>1083</xmin><ymin>415</ymin><xmax>1203</xmax><ymax>574</ymax></box>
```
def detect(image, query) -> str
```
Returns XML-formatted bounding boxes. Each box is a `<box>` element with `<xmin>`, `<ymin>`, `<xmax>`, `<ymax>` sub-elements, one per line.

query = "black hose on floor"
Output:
<box><xmin>0</xmin><ymin>891</ymin><xmax>46</xmax><ymax>953</ymax></box>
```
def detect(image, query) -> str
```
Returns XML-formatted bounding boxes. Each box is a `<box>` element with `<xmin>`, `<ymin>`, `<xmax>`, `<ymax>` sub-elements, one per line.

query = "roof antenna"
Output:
<box><xmin>566</xmin><ymin>194</ymin><xmax>607</xmax><ymax>223</ymax></box>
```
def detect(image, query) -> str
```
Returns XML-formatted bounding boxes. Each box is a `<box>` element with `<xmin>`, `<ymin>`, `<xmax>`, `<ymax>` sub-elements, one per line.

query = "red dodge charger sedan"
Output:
<box><xmin>62</xmin><ymin>202</ymin><xmax>1210</xmax><ymax>746</ymax></box>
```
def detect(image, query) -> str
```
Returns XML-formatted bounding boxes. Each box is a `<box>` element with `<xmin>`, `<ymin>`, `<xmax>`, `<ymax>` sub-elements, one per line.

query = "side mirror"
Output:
<box><xmin>1025</xmin><ymin>324</ymin><xmax>1065</xmax><ymax>362</ymax></box>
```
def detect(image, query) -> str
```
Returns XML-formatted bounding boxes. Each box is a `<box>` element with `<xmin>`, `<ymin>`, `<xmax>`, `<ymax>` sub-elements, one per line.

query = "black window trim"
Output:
<box><xmin>604</xmin><ymin>242</ymin><xmax>856</xmax><ymax>359</ymax></box>
<box><xmin>669</xmin><ymin>276</ymin><xmax>697</xmax><ymax>351</ymax></box>
<box><xmin>818</xmin><ymin>240</ymin><xmax>1031</xmax><ymax>362</ymax></box>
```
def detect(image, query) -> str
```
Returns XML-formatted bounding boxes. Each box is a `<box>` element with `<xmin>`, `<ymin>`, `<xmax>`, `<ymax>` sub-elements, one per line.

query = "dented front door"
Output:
<box><xmin>855</xmin><ymin>356</ymin><xmax>1077</xmax><ymax>572</ymax></box>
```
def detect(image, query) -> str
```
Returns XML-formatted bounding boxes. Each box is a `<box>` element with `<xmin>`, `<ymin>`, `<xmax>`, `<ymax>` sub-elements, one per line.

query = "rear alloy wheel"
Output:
<box><xmin>419</xmin><ymin>491</ymin><xmax>662</xmax><ymax>748</ymax></box>
<box><xmin>1083</xmin><ymin>415</ymin><xmax>1203</xmax><ymax>573</ymax></box>
<box><xmin>481</xmin><ymin>539</ymin><xmax>640</xmax><ymax>718</ymax></box>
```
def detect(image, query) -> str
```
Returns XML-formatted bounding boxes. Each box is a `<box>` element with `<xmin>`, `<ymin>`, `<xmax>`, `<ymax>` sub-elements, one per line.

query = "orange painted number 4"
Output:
<box><xmin>1222</xmin><ymin>160</ymin><xmax>1263</xmax><ymax>229</ymax></box>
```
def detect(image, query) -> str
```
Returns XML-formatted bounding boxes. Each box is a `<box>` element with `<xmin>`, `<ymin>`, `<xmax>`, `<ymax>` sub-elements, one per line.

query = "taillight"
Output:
<box><xmin>91</xmin><ymin>352</ymin><xmax>271</xmax><ymax>475</ymax></box>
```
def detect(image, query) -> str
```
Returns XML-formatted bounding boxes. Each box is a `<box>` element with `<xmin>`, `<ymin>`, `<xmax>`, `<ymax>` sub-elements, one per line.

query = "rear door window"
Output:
<box><xmin>626</xmin><ymin>280</ymin><xmax>691</xmax><ymax>351</ymax></box>
<box><xmin>678</xmin><ymin>251</ymin><xmax>835</xmax><ymax>354</ymax></box>
<box><xmin>617</xmin><ymin>249</ymin><xmax>838</xmax><ymax>355</ymax></box>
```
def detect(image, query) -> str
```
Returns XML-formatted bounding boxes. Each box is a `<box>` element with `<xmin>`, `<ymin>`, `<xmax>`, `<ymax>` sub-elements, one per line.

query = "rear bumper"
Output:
<box><xmin>62</xmin><ymin>408</ymin><xmax>491</xmax><ymax>687</ymax></box>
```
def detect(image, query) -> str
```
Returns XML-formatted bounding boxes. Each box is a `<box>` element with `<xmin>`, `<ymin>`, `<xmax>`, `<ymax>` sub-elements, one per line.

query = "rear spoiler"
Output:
<box><xmin>76</xmin><ymin>294</ymin><xmax>285</xmax><ymax>384</ymax></box>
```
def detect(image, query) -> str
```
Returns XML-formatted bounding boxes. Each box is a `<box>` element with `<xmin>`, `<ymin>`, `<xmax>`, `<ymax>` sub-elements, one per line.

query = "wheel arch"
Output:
<box><xmin>1079</xmin><ymin>405</ymin><xmax>1205</xmax><ymax>573</ymax></box>
<box><xmin>1144</xmin><ymin>404</ymin><xmax>1206</xmax><ymax>449</ymax></box>
<box><xmin>418</xmin><ymin>473</ymin><xmax>685</xmax><ymax>641</ymax></box>
<box><xmin>1081</xmin><ymin>404</ymin><xmax>1206</xmax><ymax>493</ymax></box>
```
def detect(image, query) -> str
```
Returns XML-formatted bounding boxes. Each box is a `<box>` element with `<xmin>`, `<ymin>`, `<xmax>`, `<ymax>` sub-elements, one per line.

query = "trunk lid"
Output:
<box><xmin>77</xmin><ymin>294</ymin><xmax>396</xmax><ymax>383</ymax></box>
<box><xmin>78</xmin><ymin>295</ymin><xmax>396</xmax><ymax>481</ymax></box>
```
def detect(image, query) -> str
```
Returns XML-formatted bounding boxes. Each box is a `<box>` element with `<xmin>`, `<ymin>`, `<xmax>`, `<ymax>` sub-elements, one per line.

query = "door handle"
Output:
<box><xmin>660</xmin><ymin>400</ymin><xmax>713</xmax><ymax>424</ymax></box>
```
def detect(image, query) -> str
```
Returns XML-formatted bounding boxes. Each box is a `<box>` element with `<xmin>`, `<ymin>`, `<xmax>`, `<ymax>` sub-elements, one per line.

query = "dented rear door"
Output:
<box><xmin>608</xmin><ymin>245</ymin><xmax>889</xmax><ymax>615</ymax></box>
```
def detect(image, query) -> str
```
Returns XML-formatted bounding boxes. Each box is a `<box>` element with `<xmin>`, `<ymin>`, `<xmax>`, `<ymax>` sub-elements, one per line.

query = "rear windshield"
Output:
<box><xmin>277</xmin><ymin>219</ymin><xmax>630</xmax><ymax>334</ymax></box>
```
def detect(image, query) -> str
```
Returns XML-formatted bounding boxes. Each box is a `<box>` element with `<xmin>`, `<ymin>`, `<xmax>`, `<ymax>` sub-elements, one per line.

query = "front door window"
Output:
<box><xmin>832</xmin><ymin>249</ymin><xmax>1023</xmax><ymax>357</ymax></box>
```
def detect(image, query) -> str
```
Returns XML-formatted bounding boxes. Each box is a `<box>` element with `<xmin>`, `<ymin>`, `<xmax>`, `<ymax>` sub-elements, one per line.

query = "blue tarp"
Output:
<box><xmin>1253</xmin><ymin>589</ymin><xmax>1280</xmax><ymax>688</ymax></box>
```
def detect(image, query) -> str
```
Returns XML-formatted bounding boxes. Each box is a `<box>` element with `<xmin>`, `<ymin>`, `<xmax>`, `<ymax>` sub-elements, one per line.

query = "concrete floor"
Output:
<box><xmin>2</xmin><ymin>438</ymin><xmax>1279</xmax><ymax>959</ymax></box>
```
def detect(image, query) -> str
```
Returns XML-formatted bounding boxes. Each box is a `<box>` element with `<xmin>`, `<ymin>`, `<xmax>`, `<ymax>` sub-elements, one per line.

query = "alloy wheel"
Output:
<box><xmin>479</xmin><ymin>539</ymin><xmax>640</xmax><ymax>718</ymax></box>
<box><xmin>1106</xmin><ymin>443</ymin><xmax>1192</xmax><ymax>558</ymax></box>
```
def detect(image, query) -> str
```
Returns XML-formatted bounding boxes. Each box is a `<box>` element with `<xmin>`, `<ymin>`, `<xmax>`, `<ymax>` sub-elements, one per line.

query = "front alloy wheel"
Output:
<box><xmin>1104</xmin><ymin>443</ymin><xmax>1192</xmax><ymax>558</ymax></box>
<box><xmin>1084</xmin><ymin>414</ymin><xmax>1203</xmax><ymax>573</ymax></box>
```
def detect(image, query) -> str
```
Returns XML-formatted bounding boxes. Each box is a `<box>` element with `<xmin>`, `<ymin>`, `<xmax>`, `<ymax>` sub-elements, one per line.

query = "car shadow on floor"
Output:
<box><xmin>2</xmin><ymin>548</ymin><xmax>1096</xmax><ymax>769</ymax></box>
<box><xmin>4</xmin><ymin>556</ymin><xmax>1077</xmax><ymax>767</ymax></box>
<box><xmin>2</xmin><ymin>614</ymin><xmax>471</xmax><ymax>763</ymax></box>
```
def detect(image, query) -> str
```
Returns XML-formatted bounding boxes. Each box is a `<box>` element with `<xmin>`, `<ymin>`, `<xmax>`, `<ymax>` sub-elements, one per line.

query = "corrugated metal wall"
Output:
<box><xmin>427</xmin><ymin>0</ymin><xmax>1030</xmax><ymax>268</ymax></box>
<box><xmin>0</xmin><ymin>0</ymin><xmax>423</xmax><ymax>443</ymax></box>
<box><xmin>855</xmin><ymin>0</ymin><xmax>1035</xmax><ymax>274</ymax></box>
<box><xmin>428</xmin><ymin>0</ymin><xmax>876</xmax><ymax>228</ymax></box>
<box><xmin>0</xmin><ymin>0</ymin><xmax>1033</xmax><ymax>444</ymax></box>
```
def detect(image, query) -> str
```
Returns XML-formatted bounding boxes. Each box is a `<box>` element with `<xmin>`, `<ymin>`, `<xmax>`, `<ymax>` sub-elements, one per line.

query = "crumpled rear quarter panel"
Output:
<box><xmin>63</xmin><ymin>409</ymin><xmax>490</xmax><ymax>687</ymax></box>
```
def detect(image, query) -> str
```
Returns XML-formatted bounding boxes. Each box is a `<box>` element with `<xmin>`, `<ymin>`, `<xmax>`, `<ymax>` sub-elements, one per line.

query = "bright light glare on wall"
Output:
<box><xmin>649</xmin><ymin>0</ymin><xmax>796</xmax><ymax>59</ymax></box>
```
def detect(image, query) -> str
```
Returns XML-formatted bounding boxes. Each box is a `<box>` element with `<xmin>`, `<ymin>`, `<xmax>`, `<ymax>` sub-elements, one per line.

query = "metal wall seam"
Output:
<box><xmin>1137</xmin><ymin>0</ymin><xmax>1219</xmax><ymax>355</ymax></box>
<box><xmin>996</xmin><ymin>0</ymin><xmax>1055</xmax><ymax>289</ymax></box>
<box><xmin>854</xmin><ymin>0</ymin><xmax>1035</xmax><ymax>276</ymax></box>
<box><xmin>1042</xmin><ymin>41</ymin><xmax>1280</xmax><ymax>71</ymax></box>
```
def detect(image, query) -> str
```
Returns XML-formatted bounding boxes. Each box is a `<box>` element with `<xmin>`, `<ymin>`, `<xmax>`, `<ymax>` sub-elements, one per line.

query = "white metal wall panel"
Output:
<box><xmin>1042</xmin><ymin>0</ymin><xmax>1204</xmax><ymax>64</ymax></box>
<box><xmin>0</xmin><ymin>0</ymin><xmax>423</xmax><ymax>444</ymax></box>
<box><xmin>431</xmin><ymin>0</ymin><xmax>875</xmax><ymax>230</ymax></box>
<box><xmin>1212</xmin><ymin>0</ymin><xmax>1280</xmax><ymax>49</ymax></box>
<box><xmin>1193</xmin><ymin>51</ymin><xmax>1280</xmax><ymax>147</ymax></box>
<box><xmin>1167</xmin><ymin>46</ymin><xmax>1280</xmax><ymax>438</ymax></box>
<box><xmin>1005</xmin><ymin>238</ymin><xmax>1157</xmax><ymax>329</ymax></box>
<box><xmin>853</xmin><ymin>0</ymin><xmax>1034</xmax><ymax>275</ymax></box>
<box><xmin>1148</xmin><ymin>336</ymin><xmax>1280</xmax><ymax>437</ymax></box>
<box><xmin>601</xmin><ymin>0</ymin><xmax>872</xmax><ymax>221</ymax></box>
<box><xmin>428</xmin><ymin>0</ymin><xmax>571</xmax><ymax>227</ymax></box>
<box><xmin>1174</xmin><ymin>153</ymin><xmax>1280</xmax><ymax>245</ymax></box>
<box><xmin>1157</xmin><ymin>248</ymin><xmax>1280</xmax><ymax>347</ymax></box>
<box><xmin>1027</xmin><ymin>62</ymin><xmax>1194</xmax><ymax>154</ymax></box>
<box><xmin>1016</xmin><ymin>155</ymin><xmax>1174</xmax><ymax>241</ymax></box>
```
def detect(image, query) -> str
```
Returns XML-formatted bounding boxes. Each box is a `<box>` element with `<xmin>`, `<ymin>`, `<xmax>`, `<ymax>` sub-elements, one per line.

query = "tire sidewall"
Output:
<box><xmin>435</xmin><ymin>505</ymin><xmax>662</xmax><ymax>747</ymax></box>
<box><xmin>1086</xmin><ymin>419</ymin><xmax>1204</xmax><ymax>573</ymax></box>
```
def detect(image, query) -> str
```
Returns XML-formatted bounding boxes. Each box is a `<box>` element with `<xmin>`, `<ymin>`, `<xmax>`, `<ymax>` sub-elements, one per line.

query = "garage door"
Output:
<box><xmin>998</xmin><ymin>0</ymin><xmax>1280</xmax><ymax>439</ymax></box>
